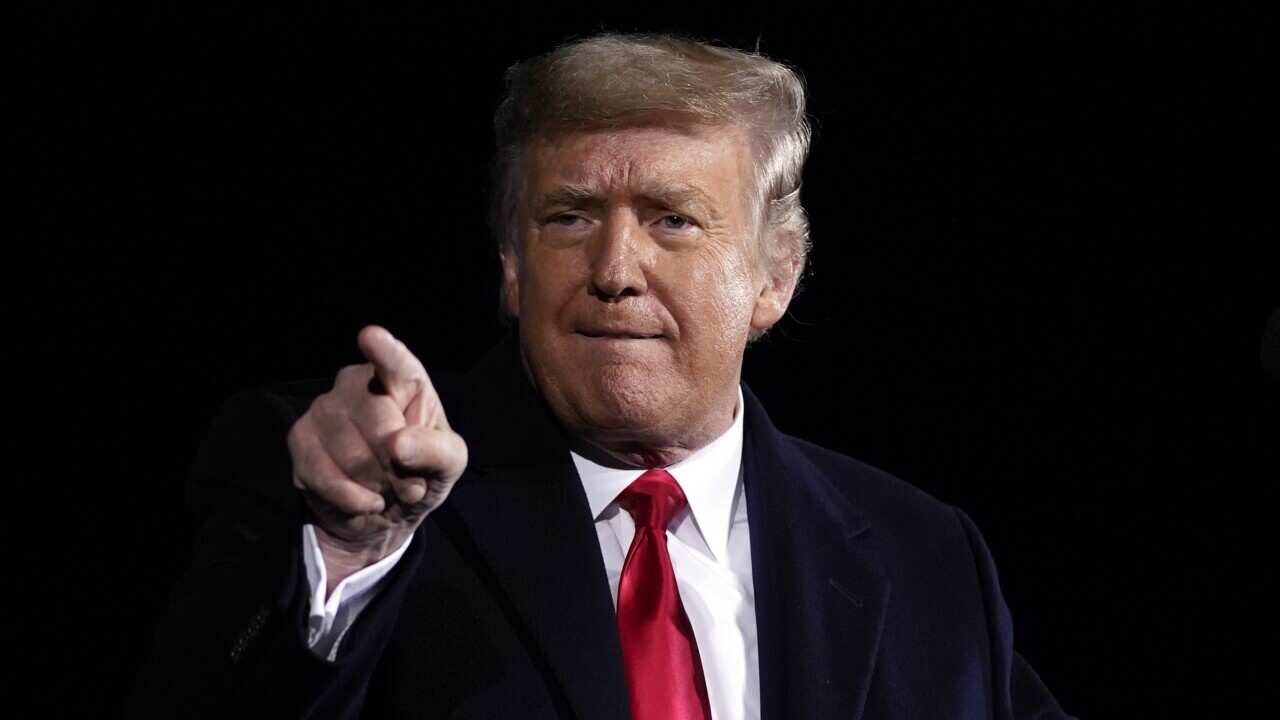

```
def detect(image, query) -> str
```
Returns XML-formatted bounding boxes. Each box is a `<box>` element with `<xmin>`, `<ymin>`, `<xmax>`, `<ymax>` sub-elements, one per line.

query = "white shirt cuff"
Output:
<box><xmin>301</xmin><ymin>524</ymin><xmax>414</xmax><ymax>661</ymax></box>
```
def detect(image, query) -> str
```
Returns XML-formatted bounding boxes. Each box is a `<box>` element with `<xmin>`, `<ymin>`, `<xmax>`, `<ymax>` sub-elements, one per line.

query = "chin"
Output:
<box><xmin>580</xmin><ymin>364</ymin><xmax>670</xmax><ymax>426</ymax></box>
<box><xmin>523</xmin><ymin>334</ymin><xmax>685</xmax><ymax>440</ymax></box>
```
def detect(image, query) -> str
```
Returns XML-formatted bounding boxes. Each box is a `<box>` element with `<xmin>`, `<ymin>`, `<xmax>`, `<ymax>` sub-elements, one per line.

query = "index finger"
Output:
<box><xmin>357</xmin><ymin>325</ymin><xmax>436</xmax><ymax>417</ymax></box>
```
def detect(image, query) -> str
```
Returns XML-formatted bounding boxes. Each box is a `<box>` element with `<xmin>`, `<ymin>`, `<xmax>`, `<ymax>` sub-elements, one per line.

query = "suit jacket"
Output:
<box><xmin>131</xmin><ymin>333</ymin><xmax>1072</xmax><ymax>719</ymax></box>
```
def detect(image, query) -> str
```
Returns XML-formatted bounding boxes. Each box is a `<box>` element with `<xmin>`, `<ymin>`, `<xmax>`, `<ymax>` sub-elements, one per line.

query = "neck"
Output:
<box><xmin>566</xmin><ymin>391</ymin><xmax>739</xmax><ymax>469</ymax></box>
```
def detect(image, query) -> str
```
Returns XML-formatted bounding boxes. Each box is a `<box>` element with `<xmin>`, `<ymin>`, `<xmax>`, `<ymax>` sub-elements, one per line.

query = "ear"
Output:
<box><xmin>499</xmin><ymin>245</ymin><xmax>521</xmax><ymax>319</ymax></box>
<box><xmin>750</xmin><ymin>251</ymin><xmax>801</xmax><ymax>334</ymax></box>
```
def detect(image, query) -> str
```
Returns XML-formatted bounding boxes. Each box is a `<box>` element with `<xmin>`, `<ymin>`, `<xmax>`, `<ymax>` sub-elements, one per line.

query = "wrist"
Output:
<box><xmin>313</xmin><ymin>527</ymin><xmax>408</xmax><ymax>594</ymax></box>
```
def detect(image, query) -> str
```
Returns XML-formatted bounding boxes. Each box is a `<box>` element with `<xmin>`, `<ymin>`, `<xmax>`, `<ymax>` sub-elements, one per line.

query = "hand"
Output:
<box><xmin>287</xmin><ymin>325</ymin><xmax>468</xmax><ymax>593</ymax></box>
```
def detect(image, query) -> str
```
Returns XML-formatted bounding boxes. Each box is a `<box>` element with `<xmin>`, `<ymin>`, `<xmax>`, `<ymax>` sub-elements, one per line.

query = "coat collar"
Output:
<box><xmin>439</xmin><ymin>334</ymin><xmax>889</xmax><ymax>720</ymax></box>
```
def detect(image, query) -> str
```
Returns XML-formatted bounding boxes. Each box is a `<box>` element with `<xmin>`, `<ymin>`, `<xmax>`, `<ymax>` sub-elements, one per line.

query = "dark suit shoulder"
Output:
<box><xmin>781</xmin><ymin>434</ymin><xmax>967</xmax><ymax>542</ymax></box>
<box><xmin>772</xmin><ymin>432</ymin><xmax>996</xmax><ymax>627</ymax></box>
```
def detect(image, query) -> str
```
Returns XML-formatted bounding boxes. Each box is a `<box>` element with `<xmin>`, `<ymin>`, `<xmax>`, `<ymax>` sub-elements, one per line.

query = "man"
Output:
<box><xmin>133</xmin><ymin>33</ymin><xmax>1072</xmax><ymax>719</ymax></box>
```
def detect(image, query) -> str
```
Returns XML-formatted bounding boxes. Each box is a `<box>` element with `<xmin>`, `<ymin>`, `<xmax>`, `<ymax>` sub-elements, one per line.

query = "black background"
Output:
<box><xmin>11</xmin><ymin>1</ymin><xmax>1276</xmax><ymax>717</ymax></box>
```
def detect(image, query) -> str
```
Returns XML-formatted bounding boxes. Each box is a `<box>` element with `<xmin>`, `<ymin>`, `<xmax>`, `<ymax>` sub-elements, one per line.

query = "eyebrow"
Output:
<box><xmin>533</xmin><ymin>184</ymin><xmax>603</xmax><ymax>211</ymax></box>
<box><xmin>532</xmin><ymin>181</ymin><xmax>721</xmax><ymax>218</ymax></box>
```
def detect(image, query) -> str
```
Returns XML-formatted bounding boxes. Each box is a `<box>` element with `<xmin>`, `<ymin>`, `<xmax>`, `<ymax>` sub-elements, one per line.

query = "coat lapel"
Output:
<box><xmin>742</xmin><ymin>385</ymin><xmax>890</xmax><ymax>720</ymax></box>
<box><xmin>440</xmin><ymin>335</ymin><xmax>633</xmax><ymax>720</ymax></box>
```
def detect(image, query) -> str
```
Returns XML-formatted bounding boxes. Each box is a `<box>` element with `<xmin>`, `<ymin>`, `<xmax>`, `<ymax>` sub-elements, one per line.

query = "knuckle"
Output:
<box><xmin>314</xmin><ymin>394</ymin><xmax>357</xmax><ymax>427</ymax></box>
<box><xmin>288</xmin><ymin>411</ymin><xmax>319</xmax><ymax>442</ymax></box>
<box><xmin>335</xmin><ymin>363</ymin><xmax>370</xmax><ymax>389</ymax></box>
<box><xmin>332</xmin><ymin>442</ymin><xmax>384</xmax><ymax>481</ymax></box>
<box><xmin>334</xmin><ymin>364</ymin><xmax>358</xmax><ymax>384</ymax></box>
<box><xmin>311</xmin><ymin>393</ymin><xmax>339</xmax><ymax>420</ymax></box>
<box><xmin>355</xmin><ymin>394</ymin><xmax>397</xmax><ymax>428</ymax></box>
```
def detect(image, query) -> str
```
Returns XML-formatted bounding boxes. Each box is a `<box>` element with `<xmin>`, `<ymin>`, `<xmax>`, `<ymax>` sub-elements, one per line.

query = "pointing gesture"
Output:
<box><xmin>287</xmin><ymin>325</ymin><xmax>468</xmax><ymax>592</ymax></box>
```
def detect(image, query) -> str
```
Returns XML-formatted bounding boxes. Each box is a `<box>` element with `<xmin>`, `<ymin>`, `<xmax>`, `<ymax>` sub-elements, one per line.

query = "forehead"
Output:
<box><xmin>525</xmin><ymin>124</ymin><xmax>751</xmax><ymax>201</ymax></box>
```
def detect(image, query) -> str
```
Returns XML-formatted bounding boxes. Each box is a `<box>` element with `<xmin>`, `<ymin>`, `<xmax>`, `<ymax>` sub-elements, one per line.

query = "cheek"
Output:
<box><xmin>679</xmin><ymin>250</ymin><xmax>759</xmax><ymax>347</ymax></box>
<box><xmin>519</xmin><ymin>250</ymin><xmax>583</xmax><ymax>324</ymax></box>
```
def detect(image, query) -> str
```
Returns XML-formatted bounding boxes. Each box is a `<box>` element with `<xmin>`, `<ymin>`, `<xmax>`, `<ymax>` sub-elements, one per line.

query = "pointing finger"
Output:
<box><xmin>357</xmin><ymin>325</ymin><xmax>434</xmax><ymax>413</ymax></box>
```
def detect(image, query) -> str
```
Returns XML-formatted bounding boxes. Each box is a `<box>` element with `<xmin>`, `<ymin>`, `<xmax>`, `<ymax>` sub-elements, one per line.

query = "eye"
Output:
<box><xmin>659</xmin><ymin>214</ymin><xmax>694</xmax><ymax>230</ymax></box>
<box><xmin>548</xmin><ymin>213</ymin><xmax>585</xmax><ymax>227</ymax></box>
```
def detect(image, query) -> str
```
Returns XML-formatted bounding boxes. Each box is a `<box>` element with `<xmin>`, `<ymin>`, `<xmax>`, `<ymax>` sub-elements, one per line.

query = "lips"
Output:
<box><xmin>574</xmin><ymin>324</ymin><xmax>663</xmax><ymax>340</ymax></box>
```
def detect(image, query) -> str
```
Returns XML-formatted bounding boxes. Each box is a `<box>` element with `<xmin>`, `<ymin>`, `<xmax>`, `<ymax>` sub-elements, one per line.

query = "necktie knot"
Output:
<box><xmin>618</xmin><ymin>468</ymin><xmax>687</xmax><ymax>532</ymax></box>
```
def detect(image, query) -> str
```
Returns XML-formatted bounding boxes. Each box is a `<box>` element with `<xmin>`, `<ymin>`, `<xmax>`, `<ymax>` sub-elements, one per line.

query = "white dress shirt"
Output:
<box><xmin>302</xmin><ymin>387</ymin><xmax>759</xmax><ymax>719</ymax></box>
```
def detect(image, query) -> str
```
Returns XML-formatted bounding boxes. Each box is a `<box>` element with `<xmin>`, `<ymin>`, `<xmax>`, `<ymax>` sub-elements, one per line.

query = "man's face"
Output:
<box><xmin>501</xmin><ymin>124</ymin><xmax>793</xmax><ymax>465</ymax></box>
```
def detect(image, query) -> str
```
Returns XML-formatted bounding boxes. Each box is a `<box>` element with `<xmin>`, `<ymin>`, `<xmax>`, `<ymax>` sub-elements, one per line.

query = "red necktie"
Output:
<box><xmin>615</xmin><ymin>468</ymin><xmax>712</xmax><ymax>720</ymax></box>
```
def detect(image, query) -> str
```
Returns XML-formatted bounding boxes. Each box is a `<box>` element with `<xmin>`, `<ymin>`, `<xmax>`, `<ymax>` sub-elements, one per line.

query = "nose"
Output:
<box><xmin>588</xmin><ymin>210</ymin><xmax>650</xmax><ymax>302</ymax></box>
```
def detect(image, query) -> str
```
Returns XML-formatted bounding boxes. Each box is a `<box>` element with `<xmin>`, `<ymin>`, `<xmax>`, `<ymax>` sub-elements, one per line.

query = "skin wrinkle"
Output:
<box><xmin>502</xmin><ymin>123</ymin><xmax>796</xmax><ymax>468</ymax></box>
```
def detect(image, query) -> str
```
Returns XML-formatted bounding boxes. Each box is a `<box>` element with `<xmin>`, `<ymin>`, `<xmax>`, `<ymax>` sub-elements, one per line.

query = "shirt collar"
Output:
<box><xmin>571</xmin><ymin>386</ymin><xmax>745</xmax><ymax>564</ymax></box>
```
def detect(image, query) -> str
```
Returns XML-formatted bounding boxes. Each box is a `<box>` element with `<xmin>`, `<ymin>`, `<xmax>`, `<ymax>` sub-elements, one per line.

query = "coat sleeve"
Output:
<box><xmin>953</xmin><ymin>507</ymin><xmax>1078</xmax><ymax>720</ymax></box>
<box><xmin>128</xmin><ymin>388</ymin><xmax>427</xmax><ymax>719</ymax></box>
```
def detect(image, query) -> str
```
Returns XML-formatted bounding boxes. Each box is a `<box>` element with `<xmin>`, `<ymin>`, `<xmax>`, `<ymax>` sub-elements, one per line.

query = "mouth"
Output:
<box><xmin>574</xmin><ymin>327</ymin><xmax>664</xmax><ymax>340</ymax></box>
